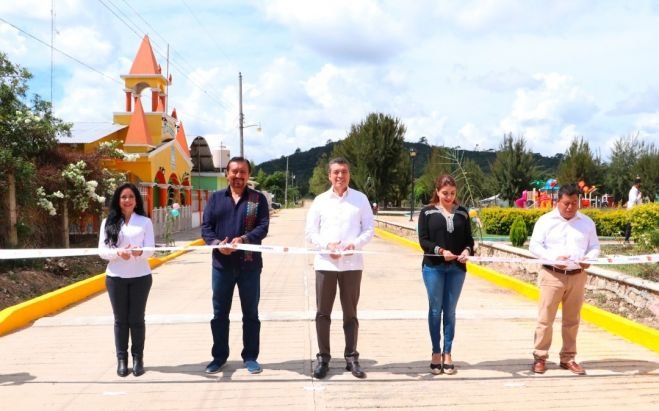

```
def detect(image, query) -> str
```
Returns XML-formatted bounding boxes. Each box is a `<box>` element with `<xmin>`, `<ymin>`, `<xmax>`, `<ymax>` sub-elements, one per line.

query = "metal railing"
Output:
<box><xmin>151</xmin><ymin>205</ymin><xmax>193</xmax><ymax>238</ymax></box>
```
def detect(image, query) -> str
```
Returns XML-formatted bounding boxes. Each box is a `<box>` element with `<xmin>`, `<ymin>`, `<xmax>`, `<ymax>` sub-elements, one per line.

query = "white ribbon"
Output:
<box><xmin>0</xmin><ymin>243</ymin><xmax>656</xmax><ymax>265</ymax></box>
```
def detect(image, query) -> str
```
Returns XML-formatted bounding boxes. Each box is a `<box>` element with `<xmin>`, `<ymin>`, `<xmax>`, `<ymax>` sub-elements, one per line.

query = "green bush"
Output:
<box><xmin>509</xmin><ymin>217</ymin><xmax>528</xmax><ymax>247</ymax></box>
<box><xmin>480</xmin><ymin>208</ymin><xmax>544</xmax><ymax>235</ymax></box>
<box><xmin>480</xmin><ymin>203</ymin><xmax>658</xmax><ymax>239</ymax></box>
<box><xmin>636</xmin><ymin>228</ymin><xmax>659</xmax><ymax>252</ymax></box>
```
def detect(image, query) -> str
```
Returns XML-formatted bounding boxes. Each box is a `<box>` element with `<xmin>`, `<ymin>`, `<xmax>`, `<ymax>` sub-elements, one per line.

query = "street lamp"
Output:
<box><xmin>409</xmin><ymin>148</ymin><xmax>417</xmax><ymax>221</ymax></box>
<box><xmin>238</xmin><ymin>72</ymin><xmax>261</xmax><ymax>158</ymax></box>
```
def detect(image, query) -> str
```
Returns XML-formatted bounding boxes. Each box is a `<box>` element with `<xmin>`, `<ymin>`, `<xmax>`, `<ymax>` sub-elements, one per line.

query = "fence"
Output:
<box><xmin>151</xmin><ymin>205</ymin><xmax>193</xmax><ymax>239</ymax></box>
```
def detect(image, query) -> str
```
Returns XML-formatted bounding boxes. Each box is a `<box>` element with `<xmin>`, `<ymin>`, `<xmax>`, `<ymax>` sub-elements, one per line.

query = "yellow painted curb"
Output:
<box><xmin>376</xmin><ymin>227</ymin><xmax>659</xmax><ymax>354</ymax></box>
<box><xmin>0</xmin><ymin>238</ymin><xmax>205</xmax><ymax>337</ymax></box>
<box><xmin>374</xmin><ymin>227</ymin><xmax>421</xmax><ymax>251</ymax></box>
<box><xmin>0</xmin><ymin>272</ymin><xmax>106</xmax><ymax>337</ymax></box>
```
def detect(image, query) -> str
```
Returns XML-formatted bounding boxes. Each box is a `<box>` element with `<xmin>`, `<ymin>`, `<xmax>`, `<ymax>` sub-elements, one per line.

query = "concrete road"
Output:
<box><xmin>1</xmin><ymin>208</ymin><xmax>657</xmax><ymax>410</ymax></box>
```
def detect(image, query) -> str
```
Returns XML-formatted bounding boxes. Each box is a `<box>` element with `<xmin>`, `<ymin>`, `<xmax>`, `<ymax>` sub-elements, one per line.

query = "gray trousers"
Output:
<box><xmin>315</xmin><ymin>270</ymin><xmax>362</xmax><ymax>363</ymax></box>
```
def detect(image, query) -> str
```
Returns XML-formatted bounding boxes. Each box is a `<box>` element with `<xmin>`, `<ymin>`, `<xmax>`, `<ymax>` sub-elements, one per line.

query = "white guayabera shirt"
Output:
<box><xmin>305</xmin><ymin>187</ymin><xmax>374</xmax><ymax>272</ymax></box>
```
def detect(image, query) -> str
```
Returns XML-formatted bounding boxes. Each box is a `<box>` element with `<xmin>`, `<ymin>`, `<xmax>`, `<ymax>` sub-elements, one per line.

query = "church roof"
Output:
<box><xmin>176</xmin><ymin>120</ymin><xmax>191</xmax><ymax>157</ymax></box>
<box><xmin>124</xmin><ymin>99</ymin><xmax>153</xmax><ymax>146</ymax></box>
<box><xmin>129</xmin><ymin>35</ymin><xmax>161</xmax><ymax>75</ymax></box>
<box><xmin>62</xmin><ymin>122</ymin><xmax>127</xmax><ymax>144</ymax></box>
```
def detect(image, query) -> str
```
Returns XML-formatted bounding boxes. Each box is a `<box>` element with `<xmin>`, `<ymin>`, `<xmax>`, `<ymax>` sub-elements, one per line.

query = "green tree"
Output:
<box><xmin>0</xmin><ymin>53</ymin><xmax>71</xmax><ymax>247</ymax></box>
<box><xmin>417</xmin><ymin>147</ymin><xmax>451</xmax><ymax>205</ymax></box>
<box><xmin>557</xmin><ymin>137</ymin><xmax>603</xmax><ymax>188</ymax></box>
<box><xmin>605</xmin><ymin>134</ymin><xmax>645</xmax><ymax>202</ymax></box>
<box><xmin>261</xmin><ymin>171</ymin><xmax>286</xmax><ymax>202</ymax></box>
<box><xmin>308</xmin><ymin>155</ymin><xmax>330</xmax><ymax>196</ymax></box>
<box><xmin>388</xmin><ymin>150</ymin><xmax>413</xmax><ymax>207</ymax></box>
<box><xmin>417</xmin><ymin>147</ymin><xmax>491</xmax><ymax>207</ymax></box>
<box><xmin>490</xmin><ymin>133</ymin><xmax>536</xmax><ymax>204</ymax></box>
<box><xmin>332</xmin><ymin>112</ymin><xmax>407</xmax><ymax>204</ymax></box>
<box><xmin>635</xmin><ymin>143</ymin><xmax>658</xmax><ymax>203</ymax></box>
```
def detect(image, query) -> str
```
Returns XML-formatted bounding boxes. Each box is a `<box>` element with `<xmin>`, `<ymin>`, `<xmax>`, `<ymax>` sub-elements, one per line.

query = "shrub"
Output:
<box><xmin>509</xmin><ymin>217</ymin><xmax>528</xmax><ymax>247</ymax></box>
<box><xmin>636</xmin><ymin>228</ymin><xmax>659</xmax><ymax>252</ymax></box>
<box><xmin>480</xmin><ymin>203</ymin><xmax>658</xmax><ymax>239</ymax></box>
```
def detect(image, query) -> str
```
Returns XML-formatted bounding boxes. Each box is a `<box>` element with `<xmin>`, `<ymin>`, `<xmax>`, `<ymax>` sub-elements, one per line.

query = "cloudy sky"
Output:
<box><xmin>2</xmin><ymin>0</ymin><xmax>659</xmax><ymax>164</ymax></box>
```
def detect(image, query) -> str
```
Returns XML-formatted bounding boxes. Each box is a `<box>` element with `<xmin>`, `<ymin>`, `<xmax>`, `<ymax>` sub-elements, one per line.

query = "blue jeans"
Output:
<box><xmin>422</xmin><ymin>263</ymin><xmax>466</xmax><ymax>354</ymax></box>
<box><xmin>210</xmin><ymin>266</ymin><xmax>261</xmax><ymax>362</ymax></box>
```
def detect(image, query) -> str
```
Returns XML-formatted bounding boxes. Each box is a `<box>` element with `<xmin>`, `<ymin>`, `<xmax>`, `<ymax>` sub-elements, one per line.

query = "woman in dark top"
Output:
<box><xmin>417</xmin><ymin>174</ymin><xmax>474</xmax><ymax>375</ymax></box>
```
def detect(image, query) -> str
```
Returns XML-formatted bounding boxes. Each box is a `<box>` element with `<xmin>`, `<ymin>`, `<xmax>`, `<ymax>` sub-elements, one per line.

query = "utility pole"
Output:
<box><xmin>238</xmin><ymin>72</ymin><xmax>244</xmax><ymax>157</ymax></box>
<box><xmin>284</xmin><ymin>155</ymin><xmax>289</xmax><ymax>207</ymax></box>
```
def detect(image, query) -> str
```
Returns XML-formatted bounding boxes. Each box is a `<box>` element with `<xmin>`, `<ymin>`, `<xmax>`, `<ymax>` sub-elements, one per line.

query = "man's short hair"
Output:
<box><xmin>634</xmin><ymin>177</ymin><xmax>641</xmax><ymax>184</ymax></box>
<box><xmin>558</xmin><ymin>184</ymin><xmax>580</xmax><ymax>199</ymax></box>
<box><xmin>327</xmin><ymin>157</ymin><xmax>350</xmax><ymax>173</ymax></box>
<box><xmin>227</xmin><ymin>156</ymin><xmax>251</xmax><ymax>173</ymax></box>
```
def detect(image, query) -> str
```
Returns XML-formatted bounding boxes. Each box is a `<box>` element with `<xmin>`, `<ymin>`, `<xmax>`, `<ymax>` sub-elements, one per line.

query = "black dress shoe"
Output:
<box><xmin>117</xmin><ymin>358</ymin><xmax>129</xmax><ymax>377</ymax></box>
<box><xmin>313</xmin><ymin>362</ymin><xmax>329</xmax><ymax>379</ymax></box>
<box><xmin>133</xmin><ymin>356</ymin><xmax>145</xmax><ymax>377</ymax></box>
<box><xmin>346</xmin><ymin>360</ymin><xmax>366</xmax><ymax>379</ymax></box>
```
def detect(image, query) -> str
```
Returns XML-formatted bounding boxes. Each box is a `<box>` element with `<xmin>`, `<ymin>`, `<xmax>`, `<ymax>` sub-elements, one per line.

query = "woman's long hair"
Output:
<box><xmin>430</xmin><ymin>174</ymin><xmax>459</xmax><ymax>206</ymax></box>
<box><xmin>104</xmin><ymin>183</ymin><xmax>147</xmax><ymax>247</ymax></box>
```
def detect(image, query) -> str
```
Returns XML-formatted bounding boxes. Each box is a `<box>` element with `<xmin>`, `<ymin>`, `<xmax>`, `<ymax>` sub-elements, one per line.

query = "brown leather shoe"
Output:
<box><xmin>532</xmin><ymin>358</ymin><xmax>546</xmax><ymax>374</ymax></box>
<box><xmin>560</xmin><ymin>360</ymin><xmax>586</xmax><ymax>375</ymax></box>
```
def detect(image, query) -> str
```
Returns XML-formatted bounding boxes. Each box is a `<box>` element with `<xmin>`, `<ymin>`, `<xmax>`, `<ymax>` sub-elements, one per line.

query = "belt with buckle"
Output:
<box><xmin>542</xmin><ymin>265</ymin><xmax>583</xmax><ymax>275</ymax></box>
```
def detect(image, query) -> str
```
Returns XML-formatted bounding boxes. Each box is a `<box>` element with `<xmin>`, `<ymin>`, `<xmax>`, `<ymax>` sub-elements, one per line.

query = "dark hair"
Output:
<box><xmin>430</xmin><ymin>174</ymin><xmax>458</xmax><ymax>205</ymax></box>
<box><xmin>557</xmin><ymin>184</ymin><xmax>580</xmax><ymax>199</ymax></box>
<box><xmin>227</xmin><ymin>156</ymin><xmax>251</xmax><ymax>173</ymax></box>
<box><xmin>327</xmin><ymin>157</ymin><xmax>350</xmax><ymax>173</ymax></box>
<box><xmin>104</xmin><ymin>183</ymin><xmax>147</xmax><ymax>247</ymax></box>
<box><xmin>634</xmin><ymin>177</ymin><xmax>641</xmax><ymax>184</ymax></box>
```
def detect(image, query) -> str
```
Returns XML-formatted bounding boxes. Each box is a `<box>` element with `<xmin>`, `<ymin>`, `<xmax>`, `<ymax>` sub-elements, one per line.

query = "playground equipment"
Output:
<box><xmin>516</xmin><ymin>179</ymin><xmax>558</xmax><ymax>209</ymax></box>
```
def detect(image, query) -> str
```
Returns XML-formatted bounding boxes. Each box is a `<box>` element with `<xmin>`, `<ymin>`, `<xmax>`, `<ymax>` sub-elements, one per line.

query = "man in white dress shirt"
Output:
<box><xmin>624</xmin><ymin>177</ymin><xmax>642</xmax><ymax>243</ymax></box>
<box><xmin>529</xmin><ymin>184</ymin><xmax>600</xmax><ymax>375</ymax></box>
<box><xmin>305</xmin><ymin>157</ymin><xmax>374</xmax><ymax>379</ymax></box>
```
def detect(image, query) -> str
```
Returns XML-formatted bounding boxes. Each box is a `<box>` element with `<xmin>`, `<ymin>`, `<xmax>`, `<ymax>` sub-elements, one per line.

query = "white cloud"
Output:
<box><xmin>264</xmin><ymin>0</ymin><xmax>409</xmax><ymax>62</ymax></box>
<box><xmin>635</xmin><ymin>112</ymin><xmax>659</xmax><ymax>134</ymax></box>
<box><xmin>3</xmin><ymin>0</ymin><xmax>659</xmax><ymax>164</ymax></box>
<box><xmin>498</xmin><ymin>73</ymin><xmax>599</xmax><ymax>154</ymax></box>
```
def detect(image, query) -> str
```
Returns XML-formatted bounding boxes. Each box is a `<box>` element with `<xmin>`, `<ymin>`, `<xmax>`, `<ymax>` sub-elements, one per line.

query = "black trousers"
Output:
<box><xmin>624</xmin><ymin>222</ymin><xmax>632</xmax><ymax>241</ymax></box>
<box><xmin>106</xmin><ymin>274</ymin><xmax>153</xmax><ymax>359</ymax></box>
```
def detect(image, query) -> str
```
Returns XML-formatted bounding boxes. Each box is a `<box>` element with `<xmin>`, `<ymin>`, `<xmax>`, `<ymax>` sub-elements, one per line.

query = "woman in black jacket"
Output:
<box><xmin>417</xmin><ymin>174</ymin><xmax>474</xmax><ymax>375</ymax></box>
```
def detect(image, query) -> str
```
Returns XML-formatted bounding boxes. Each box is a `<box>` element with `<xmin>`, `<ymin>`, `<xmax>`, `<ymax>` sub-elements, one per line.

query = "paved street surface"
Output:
<box><xmin>1</xmin><ymin>207</ymin><xmax>658</xmax><ymax>410</ymax></box>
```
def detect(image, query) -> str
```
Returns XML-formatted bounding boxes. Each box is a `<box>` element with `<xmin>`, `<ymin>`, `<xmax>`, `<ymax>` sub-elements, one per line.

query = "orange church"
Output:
<box><xmin>62</xmin><ymin>35</ymin><xmax>223</xmax><ymax>233</ymax></box>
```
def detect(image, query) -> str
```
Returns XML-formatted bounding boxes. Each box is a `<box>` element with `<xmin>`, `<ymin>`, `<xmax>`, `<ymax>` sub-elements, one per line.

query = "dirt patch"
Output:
<box><xmin>0</xmin><ymin>256</ymin><xmax>107</xmax><ymax>311</ymax></box>
<box><xmin>486</xmin><ymin>263</ymin><xmax>659</xmax><ymax>330</ymax></box>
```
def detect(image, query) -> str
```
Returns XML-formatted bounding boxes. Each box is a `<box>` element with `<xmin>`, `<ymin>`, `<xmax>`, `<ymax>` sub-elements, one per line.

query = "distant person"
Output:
<box><xmin>201</xmin><ymin>157</ymin><xmax>269</xmax><ymax>375</ymax></box>
<box><xmin>417</xmin><ymin>174</ymin><xmax>474</xmax><ymax>375</ymax></box>
<box><xmin>529</xmin><ymin>184</ymin><xmax>600</xmax><ymax>375</ymax></box>
<box><xmin>305</xmin><ymin>157</ymin><xmax>374</xmax><ymax>379</ymax></box>
<box><xmin>98</xmin><ymin>183</ymin><xmax>155</xmax><ymax>377</ymax></box>
<box><xmin>624</xmin><ymin>177</ymin><xmax>642</xmax><ymax>243</ymax></box>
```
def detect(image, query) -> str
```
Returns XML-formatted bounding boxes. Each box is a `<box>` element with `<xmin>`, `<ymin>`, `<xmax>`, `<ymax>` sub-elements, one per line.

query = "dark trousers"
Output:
<box><xmin>624</xmin><ymin>222</ymin><xmax>632</xmax><ymax>241</ymax></box>
<box><xmin>106</xmin><ymin>274</ymin><xmax>153</xmax><ymax>359</ymax></box>
<box><xmin>210</xmin><ymin>266</ymin><xmax>261</xmax><ymax>362</ymax></box>
<box><xmin>315</xmin><ymin>270</ymin><xmax>362</xmax><ymax>363</ymax></box>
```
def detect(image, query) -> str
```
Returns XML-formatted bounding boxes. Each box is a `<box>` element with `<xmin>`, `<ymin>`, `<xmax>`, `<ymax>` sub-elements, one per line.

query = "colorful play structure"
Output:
<box><xmin>514</xmin><ymin>178</ymin><xmax>613</xmax><ymax>209</ymax></box>
<box><xmin>514</xmin><ymin>179</ymin><xmax>558</xmax><ymax>209</ymax></box>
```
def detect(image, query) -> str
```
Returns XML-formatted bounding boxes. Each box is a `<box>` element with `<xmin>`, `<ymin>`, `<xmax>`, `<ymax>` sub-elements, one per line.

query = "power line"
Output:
<box><xmin>96</xmin><ymin>0</ymin><xmax>143</xmax><ymax>40</ymax></box>
<box><xmin>180</xmin><ymin>0</ymin><xmax>230</xmax><ymax>60</ymax></box>
<box><xmin>98</xmin><ymin>0</ymin><xmax>230</xmax><ymax>112</ymax></box>
<box><xmin>0</xmin><ymin>17</ymin><xmax>122</xmax><ymax>86</ymax></box>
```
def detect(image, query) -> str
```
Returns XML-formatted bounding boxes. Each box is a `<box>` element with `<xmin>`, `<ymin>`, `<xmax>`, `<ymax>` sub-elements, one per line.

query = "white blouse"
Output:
<box><xmin>98</xmin><ymin>213</ymin><xmax>155</xmax><ymax>278</ymax></box>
